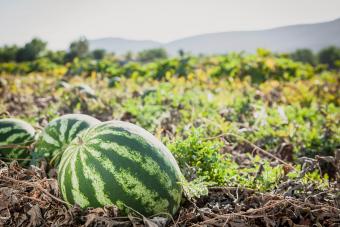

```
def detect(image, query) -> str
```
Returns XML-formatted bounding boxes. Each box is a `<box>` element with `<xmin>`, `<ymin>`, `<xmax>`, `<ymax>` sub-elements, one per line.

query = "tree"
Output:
<box><xmin>290</xmin><ymin>49</ymin><xmax>316</xmax><ymax>65</ymax></box>
<box><xmin>65</xmin><ymin>37</ymin><xmax>89</xmax><ymax>62</ymax></box>
<box><xmin>46</xmin><ymin>50</ymin><xmax>67</xmax><ymax>64</ymax></box>
<box><xmin>91</xmin><ymin>49</ymin><xmax>106</xmax><ymax>60</ymax></box>
<box><xmin>0</xmin><ymin>45</ymin><xmax>19</xmax><ymax>62</ymax></box>
<box><xmin>16</xmin><ymin>38</ymin><xmax>47</xmax><ymax>62</ymax></box>
<box><xmin>138</xmin><ymin>48</ymin><xmax>168</xmax><ymax>62</ymax></box>
<box><xmin>318</xmin><ymin>46</ymin><xmax>340</xmax><ymax>69</ymax></box>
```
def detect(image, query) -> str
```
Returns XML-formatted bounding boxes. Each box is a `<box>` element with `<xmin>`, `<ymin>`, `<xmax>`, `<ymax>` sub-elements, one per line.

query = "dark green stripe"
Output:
<box><xmin>46</xmin><ymin>127</ymin><xmax>63</xmax><ymax>145</ymax></box>
<box><xmin>85</xmin><ymin>151</ymin><xmax>154</xmax><ymax>215</ymax></box>
<box><xmin>97</xmin><ymin>129</ymin><xmax>179</xmax><ymax>184</ymax></box>
<box><xmin>63</xmin><ymin>158</ymin><xmax>75</xmax><ymax>204</ymax></box>
<box><xmin>87</xmin><ymin>142</ymin><xmax>177</xmax><ymax>211</ymax></box>
<box><xmin>0</xmin><ymin>129</ymin><xmax>29</xmax><ymax>141</ymax></box>
<box><xmin>63</xmin><ymin>121</ymin><xmax>74</xmax><ymax>143</ymax></box>
<box><xmin>74</xmin><ymin>151</ymin><xmax>101</xmax><ymax>207</ymax></box>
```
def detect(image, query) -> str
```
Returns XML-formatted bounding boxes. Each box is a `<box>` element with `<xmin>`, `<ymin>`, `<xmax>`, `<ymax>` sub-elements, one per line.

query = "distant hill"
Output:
<box><xmin>89</xmin><ymin>18</ymin><xmax>340</xmax><ymax>55</ymax></box>
<box><xmin>89</xmin><ymin>38</ymin><xmax>161</xmax><ymax>54</ymax></box>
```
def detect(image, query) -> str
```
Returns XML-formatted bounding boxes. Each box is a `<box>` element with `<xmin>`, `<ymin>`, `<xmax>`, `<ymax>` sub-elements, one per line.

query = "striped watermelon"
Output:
<box><xmin>0</xmin><ymin>118</ymin><xmax>35</xmax><ymax>164</ymax></box>
<box><xmin>33</xmin><ymin>114</ymin><xmax>100</xmax><ymax>166</ymax></box>
<box><xmin>58</xmin><ymin>120</ymin><xmax>183</xmax><ymax>216</ymax></box>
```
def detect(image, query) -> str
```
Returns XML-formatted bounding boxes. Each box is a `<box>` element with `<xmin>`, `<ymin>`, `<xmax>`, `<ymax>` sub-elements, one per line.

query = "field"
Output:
<box><xmin>0</xmin><ymin>50</ymin><xmax>339</xmax><ymax>226</ymax></box>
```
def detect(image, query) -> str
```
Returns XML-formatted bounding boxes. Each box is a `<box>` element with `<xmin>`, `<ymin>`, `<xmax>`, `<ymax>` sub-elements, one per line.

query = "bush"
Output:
<box><xmin>318</xmin><ymin>46</ymin><xmax>340</xmax><ymax>69</ymax></box>
<box><xmin>16</xmin><ymin>38</ymin><xmax>47</xmax><ymax>62</ymax></box>
<box><xmin>290</xmin><ymin>49</ymin><xmax>316</xmax><ymax>65</ymax></box>
<box><xmin>91</xmin><ymin>49</ymin><xmax>106</xmax><ymax>60</ymax></box>
<box><xmin>0</xmin><ymin>45</ymin><xmax>19</xmax><ymax>62</ymax></box>
<box><xmin>64</xmin><ymin>37</ymin><xmax>89</xmax><ymax>62</ymax></box>
<box><xmin>138</xmin><ymin>48</ymin><xmax>168</xmax><ymax>62</ymax></box>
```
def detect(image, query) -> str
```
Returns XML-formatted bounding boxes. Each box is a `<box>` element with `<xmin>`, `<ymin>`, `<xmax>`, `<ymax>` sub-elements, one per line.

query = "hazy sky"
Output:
<box><xmin>1</xmin><ymin>0</ymin><xmax>340</xmax><ymax>50</ymax></box>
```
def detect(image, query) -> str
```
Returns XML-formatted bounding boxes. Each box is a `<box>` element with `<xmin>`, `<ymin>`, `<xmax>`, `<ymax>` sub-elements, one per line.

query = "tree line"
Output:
<box><xmin>0</xmin><ymin>37</ymin><xmax>339</xmax><ymax>69</ymax></box>
<box><xmin>0</xmin><ymin>37</ymin><xmax>168</xmax><ymax>64</ymax></box>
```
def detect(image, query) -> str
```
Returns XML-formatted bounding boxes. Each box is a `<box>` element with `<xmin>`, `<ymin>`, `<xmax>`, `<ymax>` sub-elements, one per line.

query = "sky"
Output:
<box><xmin>1</xmin><ymin>0</ymin><xmax>340</xmax><ymax>50</ymax></box>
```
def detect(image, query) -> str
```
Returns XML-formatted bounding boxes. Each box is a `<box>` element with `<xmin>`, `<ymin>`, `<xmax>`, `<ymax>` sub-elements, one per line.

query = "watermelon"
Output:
<box><xmin>33</xmin><ymin>114</ymin><xmax>100</xmax><ymax>166</ymax></box>
<box><xmin>58</xmin><ymin>120</ymin><xmax>183</xmax><ymax>216</ymax></box>
<box><xmin>0</xmin><ymin>118</ymin><xmax>35</xmax><ymax>163</ymax></box>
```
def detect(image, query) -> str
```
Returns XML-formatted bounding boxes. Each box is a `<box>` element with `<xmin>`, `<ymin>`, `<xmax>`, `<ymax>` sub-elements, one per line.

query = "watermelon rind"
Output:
<box><xmin>0</xmin><ymin>118</ymin><xmax>35</xmax><ymax>164</ymax></box>
<box><xmin>58</xmin><ymin>120</ymin><xmax>183</xmax><ymax>216</ymax></box>
<box><xmin>32</xmin><ymin>114</ymin><xmax>100</xmax><ymax>166</ymax></box>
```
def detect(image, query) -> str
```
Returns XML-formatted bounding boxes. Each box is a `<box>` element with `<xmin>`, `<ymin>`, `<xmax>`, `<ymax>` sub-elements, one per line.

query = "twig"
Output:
<box><xmin>209</xmin><ymin>186</ymin><xmax>255</xmax><ymax>192</ymax></box>
<box><xmin>0</xmin><ymin>144</ymin><xmax>31</xmax><ymax>150</ymax></box>
<box><xmin>122</xmin><ymin>204</ymin><xmax>145</xmax><ymax>220</ymax></box>
<box><xmin>0</xmin><ymin>157</ymin><xmax>32</xmax><ymax>161</ymax></box>
<box><xmin>204</xmin><ymin>132</ymin><xmax>295</xmax><ymax>169</ymax></box>
<box><xmin>149</xmin><ymin>212</ymin><xmax>176</xmax><ymax>226</ymax></box>
<box><xmin>0</xmin><ymin>111</ymin><xmax>11</xmax><ymax>117</ymax></box>
<box><xmin>0</xmin><ymin>175</ymin><xmax>70</xmax><ymax>206</ymax></box>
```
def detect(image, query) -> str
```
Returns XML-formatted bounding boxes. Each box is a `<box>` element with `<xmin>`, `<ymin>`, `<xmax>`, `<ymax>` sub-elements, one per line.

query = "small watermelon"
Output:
<box><xmin>33</xmin><ymin>114</ymin><xmax>100</xmax><ymax>166</ymax></box>
<box><xmin>0</xmin><ymin>118</ymin><xmax>35</xmax><ymax>164</ymax></box>
<box><xmin>58</xmin><ymin>120</ymin><xmax>183</xmax><ymax>216</ymax></box>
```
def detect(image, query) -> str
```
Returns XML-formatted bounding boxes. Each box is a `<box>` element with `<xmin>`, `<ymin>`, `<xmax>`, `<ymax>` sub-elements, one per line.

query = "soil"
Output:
<box><xmin>0</xmin><ymin>160</ymin><xmax>339</xmax><ymax>227</ymax></box>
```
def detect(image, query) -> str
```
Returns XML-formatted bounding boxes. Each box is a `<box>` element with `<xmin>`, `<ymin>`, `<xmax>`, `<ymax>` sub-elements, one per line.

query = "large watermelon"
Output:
<box><xmin>58</xmin><ymin>120</ymin><xmax>183</xmax><ymax>216</ymax></box>
<box><xmin>0</xmin><ymin>118</ymin><xmax>35</xmax><ymax>164</ymax></box>
<box><xmin>33</xmin><ymin>114</ymin><xmax>100</xmax><ymax>166</ymax></box>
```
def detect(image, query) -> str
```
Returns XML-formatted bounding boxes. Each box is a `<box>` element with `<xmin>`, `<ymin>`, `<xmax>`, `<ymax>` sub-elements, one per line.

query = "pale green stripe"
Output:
<box><xmin>42</xmin><ymin>132</ymin><xmax>60</xmax><ymax>147</ymax></box>
<box><xmin>70</xmin><ymin>151</ymin><xmax>90</xmax><ymax>207</ymax></box>
<box><xmin>5</xmin><ymin>133</ymin><xmax>28</xmax><ymax>143</ymax></box>
<box><xmin>59</xmin><ymin>118</ymin><xmax>69</xmax><ymax>143</ymax></box>
<box><xmin>58</xmin><ymin>145</ymin><xmax>78</xmax><ymax>201</ymax></box>
<box><xmin>94</xmin><ymin>140</ymin><xmax>173</xmax><ymax>190</ymax></box>
<box><xmin>85</xmin><ymin>147</ymin><xmax>169</xmax><ymax>213</ymax></box>
<box><xmin>79</xmin><ymin>150</ymin><xmax>113</xmax><ymax>205</ymax></box>
<box><xmin>0</xmin><ymin>127</ymin><xmax>13</xmax><ymax>134</ymax></box>
<box><xmin>93</xmin><ymin>127</ymin><xmax>182</xmax><ymax>207</ymax></box>
<box><xmin>67</xmin><ymin>121</ymin><xmax>83</xmax><ymax>142</ymax></box>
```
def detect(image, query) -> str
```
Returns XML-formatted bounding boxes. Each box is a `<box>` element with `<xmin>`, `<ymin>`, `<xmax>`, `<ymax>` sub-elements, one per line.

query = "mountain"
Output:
<box><xmin>89</xmin><ymin>18</ymin><xmax>340</xmax><ymax>55</ymax></box>
<box><xmin>89</xmin><ymin>38</ymin><xmax>161</xmax><ymax>54</ymax></box>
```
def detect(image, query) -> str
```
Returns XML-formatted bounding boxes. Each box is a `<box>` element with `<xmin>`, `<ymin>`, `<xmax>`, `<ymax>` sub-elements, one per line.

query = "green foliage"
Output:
<box><xmin>0</xmin><ymin>45</ymin><xmax>19</xmax><ymax>62</ymax></box>
<box><xmin>91</xmin><ymin>49</ymin><xmax>106</xmax><ymax>60</ymax></box>
<box><xmin>290</xmin><ymin>48</ymin><xmax>316</xmax><ymax>65</ymax></box>
<box><xmin>16</xmin><ymin>38</ymin><xmax>47</xmax><ymax>62</ymax></box>
<box><xmin>0</xmin><ymin>48</ymin><xmax>338</xmax><ymax>193</ymax></box>
<box><xmin>138</xmin><ymin>48</ymin><xmax>168</xmax><ymax>63</ymax></box>
<box><xmin>46</xmin><ymin>50</ymin><xmax>67</xmax><ymax>64</ymax></box>
<box><xmin>180</xmin><ymin>176</ymin><xmax>212</xmax><ymax>200</ymax></box>
<box><xmin>318</xmin><ymin>46</ymin><xmax>340</xmax><ymax>69</ymax></box>
<box><xmin>168</xmin><ymin>128</ymin><xmax>284</xmax><ymax>191</ymax></box>
<box><xmin>168</xmin><ymin>128</ymin><xmax>233</xmax><ymax>184</ymax></box>
<box><xmin>65</xmin><ymin>37</ymin><xmax>89</xmax><ymax>62</ymax></box>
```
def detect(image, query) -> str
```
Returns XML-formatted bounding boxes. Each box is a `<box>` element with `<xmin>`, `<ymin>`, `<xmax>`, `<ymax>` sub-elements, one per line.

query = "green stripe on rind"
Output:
<box><xmin>74</xmin><ymin>151</ymin><xmax>100</xmax><ymax>207</ymax></box>
<box><xmin>90</xmin><ymin>139</ymin><xmax>180</xmax><ymax>206</ymax></box>
<box><xmin>85</xmin><ymin>144</ymin><xmax>171</xmax><ymax>212</ymax></box>
<box><xmin>32</xmin><ymin>114</ymin><xmax>100</xmax><ymax>166</ymax></box>
<box><xmin>0</xmin><ymin>118</ymin><xmax>35</xmax><ymax>164</ymax></box>
<box><xmin>58</xmin><ymin>120</ymin><xmax>183</xmax><ymax>216</ymax></box>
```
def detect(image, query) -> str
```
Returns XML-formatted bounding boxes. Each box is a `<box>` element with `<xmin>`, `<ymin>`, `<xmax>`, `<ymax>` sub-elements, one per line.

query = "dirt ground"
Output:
<box><xmin>0</xmin><ymin>160</ymin><xmax>339</xmax><ymax>227</ymax></box>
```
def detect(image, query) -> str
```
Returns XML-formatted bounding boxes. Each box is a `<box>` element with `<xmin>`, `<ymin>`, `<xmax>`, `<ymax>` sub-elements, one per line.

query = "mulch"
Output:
<box><xmin>0</xmin><ymin>161</ymin><xmax>339</xmax><ymax>227</ymax></box>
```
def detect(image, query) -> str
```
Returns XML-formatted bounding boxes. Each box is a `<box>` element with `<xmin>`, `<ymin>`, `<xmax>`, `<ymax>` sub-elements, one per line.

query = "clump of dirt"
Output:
<box><xmin>0</xmin><ymin>161</ymin><xmax>339</xmax><ymax>227</ymax></box>
<box><xmin>177</xmin><ymin>187</ymin><xmax>339</xmax><ymax>226</ymax></box>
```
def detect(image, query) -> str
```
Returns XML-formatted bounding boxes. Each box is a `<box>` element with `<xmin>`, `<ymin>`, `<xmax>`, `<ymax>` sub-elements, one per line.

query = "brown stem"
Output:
<box><xmin>0</xmin><ymin>144</ymin><xmax>31</xmax><ymax>150</ymax></box>
<box><xmin>0</xmin><ymin>175</ymin><xmax>70</xmax><ymax>206</ymax></box>
<box><xmin>1</xmin><ymin>157</ymin><xmax>32</xmax><ymax>161</ymax></box>
<box><xmin>205</xmin><ymin>132</ymin><xmax>294</xmax><ymax>169</ymax></box>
